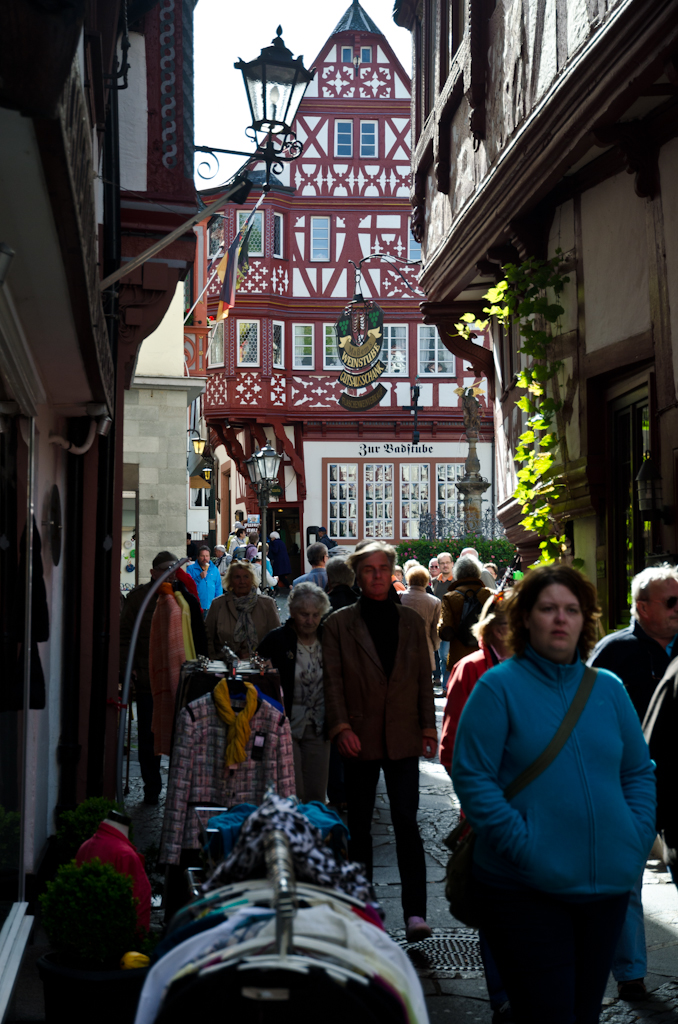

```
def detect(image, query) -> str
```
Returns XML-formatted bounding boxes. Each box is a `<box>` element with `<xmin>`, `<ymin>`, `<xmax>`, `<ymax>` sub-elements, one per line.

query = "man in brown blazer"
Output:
<box><xmin>323</xmin><ymin>541</ymin><xmax>437</xmax><ymax>942</ymax></box>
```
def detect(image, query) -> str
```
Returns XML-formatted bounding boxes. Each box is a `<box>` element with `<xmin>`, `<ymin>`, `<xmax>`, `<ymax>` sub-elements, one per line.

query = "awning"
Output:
<box><xmin>189</xmin><ymin>475</ymin><xmax>211</xmax><ymax>489</ymax></box>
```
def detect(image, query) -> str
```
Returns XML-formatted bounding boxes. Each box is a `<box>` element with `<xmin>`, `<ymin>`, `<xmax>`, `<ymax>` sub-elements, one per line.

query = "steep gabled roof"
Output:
<box><xmin>331</xmin><ymin>0</ymin><xmax>383</xmax><ymax>36</ymax></box>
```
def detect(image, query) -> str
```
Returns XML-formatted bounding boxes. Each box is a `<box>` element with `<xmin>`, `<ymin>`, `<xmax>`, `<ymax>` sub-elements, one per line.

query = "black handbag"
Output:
<box><xmin>443</xmin><ymin>666</ymin><xmax>598</xmax><ymax>928</ymax></box>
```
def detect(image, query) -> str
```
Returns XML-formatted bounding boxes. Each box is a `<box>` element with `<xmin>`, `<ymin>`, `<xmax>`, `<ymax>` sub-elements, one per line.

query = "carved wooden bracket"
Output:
<box><xmin>210</xmin><ymin>422</ymin><xmax>249</xmax><ymax>486</ymax></box>
<box><xmin>411</xmin><ymin>141</ymin><xmax>433</xmax><ymax>243</ymax></box>
<box><xmin>269</xmin><ymin>419</ymin><xmax>307</xmax><ymax>501</ymax></box>
<box><xmin>594</xmin><ymin>122</ymin><xmax>659</xmax><ymax>200</ymax></box>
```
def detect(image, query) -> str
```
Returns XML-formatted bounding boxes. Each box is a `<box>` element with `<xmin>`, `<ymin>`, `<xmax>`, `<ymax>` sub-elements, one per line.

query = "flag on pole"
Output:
<box><xmin>215</xmin><ymin>209</ymin><xmax>257</xmax><ymax>321</ymax></box>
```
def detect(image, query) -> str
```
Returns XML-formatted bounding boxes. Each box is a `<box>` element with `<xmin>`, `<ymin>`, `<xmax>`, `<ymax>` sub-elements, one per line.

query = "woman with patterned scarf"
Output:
<box><xmin>205</xmin><ymin>561</ymin><xmax>280</xmax><ymax>659</ymax></box>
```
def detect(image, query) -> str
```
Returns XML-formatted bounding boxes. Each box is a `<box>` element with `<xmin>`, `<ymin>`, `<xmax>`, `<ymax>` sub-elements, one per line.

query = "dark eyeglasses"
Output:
<box><xmin>639</xmin><ymin>595</ymin><xmax>678</xmax><ymax>609</ymax></box>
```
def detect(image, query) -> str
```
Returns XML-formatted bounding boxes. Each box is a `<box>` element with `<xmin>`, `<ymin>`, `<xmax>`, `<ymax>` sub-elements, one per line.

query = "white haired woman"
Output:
<box><xmin>258</xmin><ymin>582</ymin><xmax>331</xmax><ymax>802</ymax></box>
<box><xmin>205</xmin><ymin>560</ymin><xmax>280</xmax><ymax>659</ymax></box>
<box><xmin>438</xmin><ymin>553</ymin><xmax>493</xmax><ymax>677</ymax></box>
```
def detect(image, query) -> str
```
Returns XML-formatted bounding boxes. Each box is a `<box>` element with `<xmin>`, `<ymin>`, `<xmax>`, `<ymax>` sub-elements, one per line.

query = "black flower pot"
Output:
<box><xmin>37</xmin><ymin>952</ymin><xmax>148</xmax><ymax>1024</ymax></box>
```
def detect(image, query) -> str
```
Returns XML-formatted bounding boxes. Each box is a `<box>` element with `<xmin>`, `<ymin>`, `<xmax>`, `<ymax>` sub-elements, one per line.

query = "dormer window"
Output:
<box><xmin>341</xmin><ymin>46</ymin><xmax>353</xmax><ymax>63</ymax></box>
<box><xmin>360</xmin><ymin>46</ymin><xmax>372</xmax><ymax>63</ymax></box>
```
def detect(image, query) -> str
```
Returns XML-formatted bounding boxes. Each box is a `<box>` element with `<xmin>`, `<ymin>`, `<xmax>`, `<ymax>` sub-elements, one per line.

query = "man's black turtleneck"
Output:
<box><xmin>359</xmin><ymin>595</ymin><xmax>399</xmax><ymax>681</ymax></box>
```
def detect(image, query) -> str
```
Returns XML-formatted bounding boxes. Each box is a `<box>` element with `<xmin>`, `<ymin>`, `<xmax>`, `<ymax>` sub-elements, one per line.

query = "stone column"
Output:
<box><xmin>456</xmin><ymin>392</ymin><xmax>490</xmax><ymax>530</ymax></box>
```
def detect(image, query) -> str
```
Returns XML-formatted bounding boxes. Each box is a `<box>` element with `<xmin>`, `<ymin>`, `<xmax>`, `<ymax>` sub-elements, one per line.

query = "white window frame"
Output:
<box><xmin>273</xmin><ymin>212</ymin><xmax>283</xmax><ymax>258</ymax></box>
<box><xmin>436</xmin><ymin>463</ymin><xmax>465</xmax><ymax>520</ymax></box>
<box><xmin>237</xmin><ymin>209</ymin><xmax>264</xmax><ymax>257</ymax></box>
<box><xmin>341</xmin><ymin>46</ymin><xmax>353</xmax><ymax>63</ymax></box>
<box><xmin>208</xmin><ymin>320</ymin><xmax>224</xmax><ymax>367</ymax></box>
<box><xmin>334</xmin><ymin>119</ymin><xmax>353</xmax><ymax>158</ymax></box>
<box><xmin>237</xmin><ymin>319</ymin><xmax>260</xmax><ymax>367</ymax></box>
<box><xmin>360</xmin><ymin>46</ymin><xmax>372</xmax><ymax>63</ymax></box>
<box><xmin>400</xmin><ymin>463</ymin><xmax>431</xmax><ymax>539</ymax></box>
<box><xmin>363</xmin><ymin>463</ymin><xmax>395</xmax><ymax>540</ymax></box>
<box><xmin>323</xmin><ymin>323</ymin><xmax>342</xmax><ymax>370</ymax></box>
<box><xmin>382</xmin><ymin>324</ymin><xmax>408</xmax><ymax>376</ymax></box>
<box><xmin>328</xmin><ymin>462</ymin><xmax>358</xmax><ymax>540</ymax></box>
<box><xmin>310</xmin><ymin>216</ymin><xmax>330</xmax><ymax>262</ymax></box>
<box><xmin>293</xmin><ymin>323</ymin><xmax>314</xmax><ymax>370</ymax></box>
<box><xmin>272</xmin><ymin>320</ymin><xmax>285</xmax><ymax>369</ymax></box>
<box><xmin>408</xmin><ymin>220</ymin><xmax>422</xmax><ymax>262</ymax></box>
<box><xmin>417</xmin><ymin>324</ymin><xmax>456</xmax><ymax>376</ymax></box>
<box><xmin>360</xmin><ymin>120</ymin><xmax>378</xmax><ymax>159</ymax></box>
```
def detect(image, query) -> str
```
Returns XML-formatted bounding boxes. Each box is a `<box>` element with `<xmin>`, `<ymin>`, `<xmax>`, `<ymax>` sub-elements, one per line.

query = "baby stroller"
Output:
<box><xmin>137</xmin><ymin>796</ymin><xmax>429</xmax><ymax>1024</ymax></box>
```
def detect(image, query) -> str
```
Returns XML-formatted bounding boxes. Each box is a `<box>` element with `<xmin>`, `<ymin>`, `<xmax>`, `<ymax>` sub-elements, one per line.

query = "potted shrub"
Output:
<box><xmin>55</xmin><ymin>796</ymin><xmax>126</xmax><ymax>863</ymax></box>
<box><xmin>37</xmin><ymin>858</ymin><xmax>149</xmax><ymax>1024</ymax></box>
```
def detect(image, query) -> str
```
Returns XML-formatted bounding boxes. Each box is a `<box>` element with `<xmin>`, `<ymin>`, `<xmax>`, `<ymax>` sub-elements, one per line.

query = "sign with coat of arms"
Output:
<box><xmin>334</xmin><ymin>298</ymin><xmax>387</xmax><ymax>411</ymax></box>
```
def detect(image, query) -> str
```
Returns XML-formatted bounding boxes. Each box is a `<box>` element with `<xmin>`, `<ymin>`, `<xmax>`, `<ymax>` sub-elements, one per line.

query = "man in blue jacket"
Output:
<box><xmin>186</xmin><ymin>544</ymin><xmax>223</xmax><ymax>615</ymax></box>
<box><xmin>588</xmin><ymin>563</ymin><xmax>678</xmax><ymax>1002</ymax></box>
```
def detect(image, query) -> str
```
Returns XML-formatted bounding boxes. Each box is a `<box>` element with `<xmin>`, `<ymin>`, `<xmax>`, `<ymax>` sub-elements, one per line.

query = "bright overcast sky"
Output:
<box><xmin>193</xmin><ymin>0</ymin><xmax>412</xmax><ymax>186</ymax></box>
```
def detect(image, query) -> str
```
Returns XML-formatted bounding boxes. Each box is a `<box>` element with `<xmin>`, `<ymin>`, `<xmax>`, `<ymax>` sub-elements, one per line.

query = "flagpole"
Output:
<box><xmin>99</xmin><ymin>175</ymin><xmax>251</xmax><ymax>292</ymax></box>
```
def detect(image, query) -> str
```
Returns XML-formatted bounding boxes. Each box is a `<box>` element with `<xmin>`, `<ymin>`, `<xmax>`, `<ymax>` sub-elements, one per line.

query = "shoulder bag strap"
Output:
<box><xmin>503</xmin><ymin>666</ymin><xmax>598</xmax><ymax>802</ymax></box>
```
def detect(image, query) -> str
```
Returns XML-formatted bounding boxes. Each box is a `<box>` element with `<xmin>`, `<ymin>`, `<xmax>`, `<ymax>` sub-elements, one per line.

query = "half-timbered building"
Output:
<box><xmin>185</xmin><ymin>0</ymin><xmax>495</xmax><ymax>572</ymax></box>
<box><xmin>394</xmin><ymin>0</ymin><xmax>678</xmax><ymax>627</ymax></box>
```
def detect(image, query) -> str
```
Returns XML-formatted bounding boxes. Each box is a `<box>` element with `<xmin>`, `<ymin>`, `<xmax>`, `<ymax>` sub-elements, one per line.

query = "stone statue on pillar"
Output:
<box><xmin>456</xmin><ymin>389</ymin><xmax>490</xmax><ymax>531</ymax></box>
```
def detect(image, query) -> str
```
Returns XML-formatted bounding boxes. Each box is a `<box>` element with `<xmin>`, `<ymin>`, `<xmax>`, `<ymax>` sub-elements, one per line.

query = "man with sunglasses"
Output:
<box><xmin>588</xmin><ymin>563</ymin><xmax>678</xmax><ymax>1002</ymax></box>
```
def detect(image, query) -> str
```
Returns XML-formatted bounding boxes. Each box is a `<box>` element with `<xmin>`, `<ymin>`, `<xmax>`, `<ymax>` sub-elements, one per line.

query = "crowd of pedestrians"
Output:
<box><xmin>121</xmin><ymin>529</ymin><xmax>678</xmax><ymax>1024</ymax></box>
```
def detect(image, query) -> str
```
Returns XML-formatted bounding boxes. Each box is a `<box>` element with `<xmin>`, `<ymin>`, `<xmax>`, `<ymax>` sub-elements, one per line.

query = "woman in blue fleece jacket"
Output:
<box><xmin>452</xmin><ymin>565</ymin><xmax>656</xmax><ymax>1024</ymax></box>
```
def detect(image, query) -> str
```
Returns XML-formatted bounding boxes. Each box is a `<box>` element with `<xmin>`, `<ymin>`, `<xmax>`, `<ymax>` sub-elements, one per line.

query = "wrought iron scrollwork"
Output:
<box><xmin>417</xmin><ymin>509</ymin><xmax>506</xmax><ymax>541</ymax></box>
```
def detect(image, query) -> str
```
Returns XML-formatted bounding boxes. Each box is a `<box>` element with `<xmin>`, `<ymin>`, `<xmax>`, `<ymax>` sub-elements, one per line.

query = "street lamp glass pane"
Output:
<box><xmin>260</xmin><ymin>443</ymin><xmax>282</xmax><ymax>482</ymax></box>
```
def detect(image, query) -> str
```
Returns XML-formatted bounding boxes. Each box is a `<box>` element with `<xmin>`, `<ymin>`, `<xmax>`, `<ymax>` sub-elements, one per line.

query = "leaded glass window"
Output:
<box><xmin>364</xmin><ymin>464</ymin><xmax>394</xmax><ymax>538</ymax></box>
<box><xmin>237</xmin><ymin>321</ymin><xmax>259</xmax><ymax>365</ymax></box>
<box><xmin>328</xmin><ymin>464</ymin><xmax>358</xmax><ymax>539</ymax></box>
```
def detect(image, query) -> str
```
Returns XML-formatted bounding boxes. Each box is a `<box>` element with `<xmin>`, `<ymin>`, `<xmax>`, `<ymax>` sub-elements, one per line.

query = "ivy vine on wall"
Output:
<box><xmin>454</xmin><ymin>252</ymin><xmax>579</xmax><ymax>566</ymax></box>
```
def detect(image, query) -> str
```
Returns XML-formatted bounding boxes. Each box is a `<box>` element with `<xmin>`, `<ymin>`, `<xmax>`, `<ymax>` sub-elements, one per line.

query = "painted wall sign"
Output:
<box><xmin>335</xmin><ymin>299</ymin><xmax>387</xmax><ymax>411</ymax></box>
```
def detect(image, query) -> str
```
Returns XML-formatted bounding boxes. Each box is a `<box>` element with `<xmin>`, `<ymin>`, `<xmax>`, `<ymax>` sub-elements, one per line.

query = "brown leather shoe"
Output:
<box><xmin>618</xmin><ymin>979</ymin><xmax>647</xmax><ymax>1001</ymax></box>
<box><xmin>405</xmin><ymin>916</ymin><xmax>432</xmax><ymax>942</ymax></box>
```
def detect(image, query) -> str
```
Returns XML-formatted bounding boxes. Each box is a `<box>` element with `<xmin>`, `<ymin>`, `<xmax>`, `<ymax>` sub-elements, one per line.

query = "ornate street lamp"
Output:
<box><xmin>244</xmin><ymin>441</ymin><xmax>283</xmax><ymax>590</ymax></box>
<box><xmin>189</xmin><ymin>430</ymin><xmax>206</xmax><ymax>456</ymax></box>
<box><xmin>196</xmin><ymin>28</ymin><xmax>316</xmax><ymax>191</ymax></box>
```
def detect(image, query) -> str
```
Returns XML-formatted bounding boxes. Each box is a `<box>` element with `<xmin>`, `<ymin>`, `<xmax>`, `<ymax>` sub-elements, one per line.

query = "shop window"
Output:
<box><xmin>401</xmin><ymin>464</ymin><xmax>430</xmax><ymax>538</ymax></box>
<box><xmin>436</xmin><ymin>463</ymin><xmax>465</xmax><ymax>518</ymax></box>
<box><xmin>364</xmin><ymin>463</ymin><xmax>394</xmax><ymax>538</ymax></box>
<box><xmin>328</xmin><ymin>463</ymin><xmax>358</xmax><ymax>539</ymax></box>
<box><xmin>609</xmin><ymin>386</ymin><xmax>652</xmax><ymax>628</ymax></box>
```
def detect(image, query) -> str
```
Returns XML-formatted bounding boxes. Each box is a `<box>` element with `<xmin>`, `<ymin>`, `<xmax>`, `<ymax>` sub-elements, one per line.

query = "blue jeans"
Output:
<box><xmin>475</xmin><ymin>879</ymin><xmax>629</xmax><ymax>1024</ymax></box>
<box><xmin>611</xmin><ymin>872</ymin><xmax>646</xmax><ymax>982</ymax></box>
<box><xmin>479</xmin><ymin>929</ymin><xmax>509</xmax><ymax>1010</ymax></box>
<box><xmin>439</xmin><ymin>640</ymin><xmax>450</xmax><ymax>683</ymax></box>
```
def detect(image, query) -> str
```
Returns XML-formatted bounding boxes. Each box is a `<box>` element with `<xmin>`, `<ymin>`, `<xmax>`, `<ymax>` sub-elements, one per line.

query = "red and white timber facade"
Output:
<box><xmin>185</xmin><ymin>2</ymin><xmax>494</xmax><ymax>568</ymax></box>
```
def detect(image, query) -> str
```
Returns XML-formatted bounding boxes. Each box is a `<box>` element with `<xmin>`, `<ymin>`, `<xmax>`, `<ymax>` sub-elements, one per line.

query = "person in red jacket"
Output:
<box><xmin>439</xmin><ymin>593</ymin><xmax>511</xmax><ymax>771</ymax></box>
<box><xmin>76</xmin><ymin>810</ymin><xmax>151</xmax><ymax>932</ymax></box>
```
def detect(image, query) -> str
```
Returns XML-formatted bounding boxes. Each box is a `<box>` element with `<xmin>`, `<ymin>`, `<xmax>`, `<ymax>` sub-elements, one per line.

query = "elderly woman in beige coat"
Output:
<box><xmin>206</xmin><ymin>561</ymin><xmax>280</xmax><ymax>658</ymax></box>
<box><xmin>400</xmin><ymin>564</ymin><xmax>441</xmax><ymax>673</ymax></box>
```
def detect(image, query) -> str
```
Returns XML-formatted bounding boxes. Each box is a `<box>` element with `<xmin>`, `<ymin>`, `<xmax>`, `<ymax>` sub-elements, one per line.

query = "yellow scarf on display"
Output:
<box><xmin>213</xmin><ymin>677</ymin><xmax>258</xmax><ymax>765</ymax></box>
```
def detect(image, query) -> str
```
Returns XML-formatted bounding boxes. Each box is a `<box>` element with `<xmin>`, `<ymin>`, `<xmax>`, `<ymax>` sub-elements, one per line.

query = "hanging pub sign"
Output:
<box><xmin>335</xmin><ymin>298</ymin><xmax>387</xmax><ymax>411</ymax></box>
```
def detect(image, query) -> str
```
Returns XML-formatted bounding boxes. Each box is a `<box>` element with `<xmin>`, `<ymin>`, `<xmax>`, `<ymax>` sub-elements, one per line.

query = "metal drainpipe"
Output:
<box><xmin>87</xmin><ymin>74</ymin><xmax>120</xmax><ymax>795</ymax></box>
<box><xmin>18</xmin><ymin>417</ymin><xmax>34</xmax><ymax>902</ymax></box>
<box><xmin>56</xmin><ymin>424</ymin><xmax>85</xmax><ymax>815</ymax></box>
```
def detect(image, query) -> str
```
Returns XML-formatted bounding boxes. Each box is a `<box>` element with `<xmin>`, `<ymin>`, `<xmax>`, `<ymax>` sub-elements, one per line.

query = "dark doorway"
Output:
<box><xmin>270</xmin><ymin>507</ymin><xmax>302</xmax><ymax>581</ymax></box>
